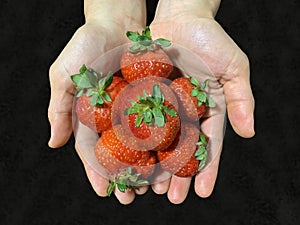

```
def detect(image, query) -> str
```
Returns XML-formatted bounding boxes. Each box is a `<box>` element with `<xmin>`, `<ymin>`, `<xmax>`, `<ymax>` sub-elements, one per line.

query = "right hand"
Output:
<box><xmin>48</xmin><ymin>0</ymin><xmax>147</xmax><ymax>204</ymax></box>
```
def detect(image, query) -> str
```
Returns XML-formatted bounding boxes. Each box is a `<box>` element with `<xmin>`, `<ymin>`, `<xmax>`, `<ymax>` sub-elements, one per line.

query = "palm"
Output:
<box><xmin>151</xmin><ymin>17</ymin><xmax>238</xmax><ymax>169</ymax></box>
<box><xmin>48</xmin><ymin>22</ymin><xmax>144</xmax><ymax>200</ymax></box>
<box><xmin>51</xmin><ymin>22</ymin><xmax>127</xmax><ymax>79</ymax></box>
<box><xmin>48</xmin><ymin>22</ymin><xmax>131</xmax><ymax>147</ymax></box>
<box><xmin>150</xmin><ymin>16</ymin><xmax>254</xmax><ymax>202</ymax></box>
<box><xmin>152</xmin><ymin>17</ymin><xmax>248</xmax><ymax>80</ymax></box>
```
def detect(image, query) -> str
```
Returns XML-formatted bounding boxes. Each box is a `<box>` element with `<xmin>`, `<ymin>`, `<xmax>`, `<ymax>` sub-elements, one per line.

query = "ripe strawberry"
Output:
<box><xmin>94</xmin><ymin>125</ymin><xmax>157</xmax><ymax>196</ymax></box>
<box><xmin>170</xmin><ymin>77</ymin><xmax>215</xmax><ymax>121</ymax></box>
<box><xmin>71</xmin><ymin>65</ymin><xmax>128</xmax><ymax>132</ymax></box>
<box><xmin>156</xmin><ymin>122</ymin><xmax>209</xmax><ymax>177</ymax></box>
<box><xmin>120</xmin><ymin>81</ymin><xmax>180</xmax><ymax>151</ymax></box>
<box><xmin>120</xmin><ymin>27</ymin><xmax>173</xmax><ymax>83</ymax></box>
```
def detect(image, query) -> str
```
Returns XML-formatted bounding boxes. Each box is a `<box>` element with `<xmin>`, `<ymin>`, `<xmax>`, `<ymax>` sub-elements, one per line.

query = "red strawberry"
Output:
<box><xmin>157</xmin><ymin>122</ymin><xmax>209</xmax><ymax>177</ymax></box>
<box><xmin>120</xmin><ymin>27</ymin><xmax>173</xmax><ymax>83</ymax></box>
<box><xmin>118</xmin><ymin>79</ymin><xmax>180</xmax><ymax>151</ymax></box>
<box><xmin>71</xmin><ymin>65</ymin><xmax>128</xmax><ymax>132</ymax></box>
<box><xmin>170</xmin><ymin>77</ymin><xmax>215</xmax><ymax>121</ymax></box>
<box><xmin>94</xmin><ymin>125</ymin><xmax>156</xmax><ymax>195</ymax></box>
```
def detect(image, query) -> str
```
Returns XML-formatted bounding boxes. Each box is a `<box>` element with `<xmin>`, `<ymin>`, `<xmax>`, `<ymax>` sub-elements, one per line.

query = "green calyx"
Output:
<box><xmin>195</xmin><ymin>134</ymin><xmax>208</xmax><ymax>171</ymax></box>
<box><xmin>124</xmin><ymin>84</ymin><xmax>177</xmax><ymax>128</ymax></box>
<box><xmin>70</xmin><ymin>64</ymin><xmax>113</xmax><ymax>106</ymax></box>
<box><xmin>126</xmin><ymin>26</ymin><xmax>171</xmax><ymax>54</ymax></box>
<box><xmin>106</xmin><ymin>167</ymin><xmax>149</xmax><ymax>197</ymax></box>
<box><xmin>189</xmin><ymin>77</ymin><xmax>216</xmax><ymax>108</ymax></box>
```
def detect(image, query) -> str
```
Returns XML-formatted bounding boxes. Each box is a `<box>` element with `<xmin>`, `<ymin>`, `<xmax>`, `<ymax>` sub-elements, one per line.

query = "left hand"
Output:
<box><xmin>149</xmin><ymin>0</ymin><xmax>255</xmax><ymax>204</ymax></box>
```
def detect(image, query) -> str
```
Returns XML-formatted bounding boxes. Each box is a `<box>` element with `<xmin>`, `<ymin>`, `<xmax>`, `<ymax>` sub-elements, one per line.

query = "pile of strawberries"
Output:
<box><xmin>71</xmin><ymin>27</ymin><xmax>215</xmax><ymax>195</ymax></box>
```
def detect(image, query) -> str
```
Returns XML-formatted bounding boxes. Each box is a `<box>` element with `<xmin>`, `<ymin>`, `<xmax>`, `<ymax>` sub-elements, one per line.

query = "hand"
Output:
<box><xmin>149</xmin><ymin>0</ymin><xmax>255</xmax><ymax>204</ymax></box>
<box><xmin>48</xmin><ymin>0</ymin><xmax>147</xmax><ymax>204</ymax></box>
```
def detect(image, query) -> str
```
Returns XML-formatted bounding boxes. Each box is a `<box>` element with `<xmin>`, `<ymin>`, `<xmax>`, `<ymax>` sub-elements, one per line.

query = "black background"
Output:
<box><xmin>0</xmin><ymin>0</ymin><xmax>299</xmax><ymax>224</ymax></box>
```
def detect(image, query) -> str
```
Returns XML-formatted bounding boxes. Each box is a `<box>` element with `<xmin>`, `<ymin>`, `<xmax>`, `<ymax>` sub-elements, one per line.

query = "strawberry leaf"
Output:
<box><xmin>142</xmin><ymin>26</ymin><xmax>151</xmax><ymax>38</ymax></box>
<box><xmin>196</xmin><ymin>154</ymin><xmax>205</xmax><ymax>161</ymax></box>
<box><xmin>154</xmin><ymin>38</ymin><xmax>171</xmax><ymax>48</ymax></box>
<box><xmin>191</xmin><ymin>89</ymin><xmax>199</xmax><ymax>97</ymax></box>
<box><xmin>138</xmin><ymin>36</ymin><xmax>152</xmax><ymax>46</ymax></box>
<box><xmin>117</xmin><ymin>183</ymin><xmax>127</xmax><ymax>193</ymax></box>
<box><xmin>106</xmin><ymin>167</ymin><xmax>149</xmax><ymax>196</ymax></box>
<box><xmin>153</xmin><ymin>108</ymin><xmax>164</xmax><ymax>127</ymax></box>
<box><xmin>129</xmin><ymin>43</ymin><xmax>141</xmax><ymax>52</ymax></box>
<box><xmin>197</xmin><ymin>92</ymin><xmax>207</xmax><ymax>103</ymax></box>
<box><xmin>76</xmin><ymin>89</ymin><xmax>84</xmax><ymax>97</ymax></box>
<box><xmin>98</xmin><ymin>72</ymin><xmax>113</xmax><ymax>91</ymax></box>
<box><xmin>71</xmin><ymin>65</ymin><xmax>115</xmax><ymax>106</ymax></box>
<box><xmin>70</xmin><ymin>74</ymin><xmax>81</xmax><ymax>84</ymax></box>
<box><xmin>106</xmin><ymin>181</ymin><xmax>116</xmax><ymax>197</ymax></box>
<box><xmin>126</xmin><ymin>31</ymin><xmax>140</xmax><ymax>42</ymax></box>
<box><xmin>195</xmin><ymin>146</ymin><xmax>206</xmax><ymax>156</ymax></box>
<box><xmin>85</xmin><ymin>69</ymin><xmax>98</xmax><ymax>87</ymax></box>
<box><xmin>135</xmin><ymin>114</ymin><xmax>144</xmax><ymax>127</ymax></box>
<box><xmin>189</xmin><ymin>77</ymin><xmax>216</xmax><ymax>109</ymax></box>
<box><xmin>86</xmin><ymin>89</ymin><xmax>94</xmax><ymax>97</ymax></box>
<box><xmin>129</xmin><ymin>173</ymin><xmax>139</xmax><ymax>182</ymax></box>
<box><xmin>124</xmin><ymin>84</ymin><xmax>177</xmax><ymax>127</ymax></box>
<box><xmin>162</xmin><ymin>105</ymin><xmax>177</xmax><ymax>117</ymax></box>
<box><xmin>126</xmin><ymin>27</ymin><xmax>171</xmax><ymax>53</ymax></box>
<box><xmin>71</xmin><ymin>74</ymin><xmax>92</xmax><ymax>89</ymax></box>
<box><xmin>203</xmin><ymin>79</ymin><xmax>209</xmax><ymax>89</ymax></box>
<box><xmin>144</xmin><ymin>109</ymin><xmax>153</xmax><ymax>124</ymax></box>
<box><xmin>146</xmin><ymin>96</ymin><xmax>157</xmax><ymax>105</ymax></box>
<box><xmin>90</xmin><ymin>94</ymin><xmax>99</xmax><ymax>106</ymax></box>
<box><xmin>190</xmin><ymin>77</ymin><xmax>200</xmax><ymax>88</ymax></box>
<box><xmin>124</xmin><ymin>105</ymin><xmax>140</xmax><ymax>115</ymax></box>
<box><xmin>198</xmin><ymin>157</ymin><xmax>207</xmax><ymax>171</ymax></box>
<box><xmin>194</xmin><ymin>134</ymin><xmax>208</xmax><ymax>171</ymax></box>
<box><xmin>136</xmin><ymin>179</ymin><xmax>149</xmax><ymax>185</ymax></box>
<box><xmin>200</xmin><ymin>134</ymin><xmax>207</xmax><ymax>145</ymax></box>
<box><xmin>140</xmin><ymin>45</ymin><xmax>147</xmax><ymax>52</ymax></box>
<box><xmin>102</xmin><ymin>92</ymin><xmax>112</xmax><ymax>102</ymax></box>
<box><xmin>207</xmin><ymin>96</ymin><xmax>216</xmax><ymax>107</ymax></box>
<box><xmin>79</xmin><ymin>64</ymin><xmax>87</xmax><ymax>74</ymax></box>
<box><xmin>152</xmin><ymin>84</ymin><xmax>163</xmax><ymax>104</ymax></box>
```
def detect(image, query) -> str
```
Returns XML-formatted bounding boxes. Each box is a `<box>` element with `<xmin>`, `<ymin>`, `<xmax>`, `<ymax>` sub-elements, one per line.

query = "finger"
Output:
<box><xmin>76</xmin><ymin>138</ymin><xmax>109</xmax><ymax>197</ymax></box>
<box><xmin>194</xmin><ymin>149</ymin><xmax>221</xmax><ymax>198</ymax></box>
<box><xmin>114</xmin><ymin>188</ymin><xmax>136</xmax><ymax>205</ymax></box>
<box><xmin>48</xmin><ymin>67</ymin><xmax>74</xmax><ymax>148</ymax></box>
<box><xmin>151</xmin><ymin>168</ymin><xmax>171</xmax><ymax>194</ymax></box>
<box><xmin>135</xmin><ymin>185</ymin><xmax>149</xmax><ymax>195</ymax></box>
<box><xmin>223</xmin><ymin>54</ymin><xmax>255</xmax><ymax>138</ymax></box>
<box><xmin>167</xmin><ymin>176</ymin><xmax>192</xmax><ymax>204</ymax></box>
<box><xmin>195</xmin><ymin>102</ymin><xmax>225</xmax><ymax>197</ymax></box>
<box><xmin>48</xmin><ymin>24</ymin><xmax>105</xmax><ymax>148</ymax></box>
<box><xmin>75</xmin><ymin>120</ymin><xmax>111</xmax><ymax>197</ymax></box>
<box><xmin>151</xmin><ymin>178</ymin><xmax>170</xmax><ymax>195</ymax></box>
<box><xmin>83</xmin><ymin>163</ymin><xmax>109</xmax><ymax>197</ymax></box>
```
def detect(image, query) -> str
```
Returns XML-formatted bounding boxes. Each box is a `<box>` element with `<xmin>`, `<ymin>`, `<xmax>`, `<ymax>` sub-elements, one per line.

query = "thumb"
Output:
<box><xmin>48</xmin><ymin>64</ymin><xmax>74</xmax><ymax>148</ymax></box>
<box><xmin>223</xmin><ymin>56</ymin><xmax>255</xmax><ymax>138</ymax></box>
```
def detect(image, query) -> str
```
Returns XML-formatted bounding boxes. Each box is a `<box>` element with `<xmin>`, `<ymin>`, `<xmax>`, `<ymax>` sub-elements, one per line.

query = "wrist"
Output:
<box><xmin>84</xmin><ymin>0</ymin><xmax>146</xmax><ymax>31</ymax></box>
<box><xmin>155</xmin><ymin>0</ymin><xmax>221</xmax><ymax>19</ymax></box>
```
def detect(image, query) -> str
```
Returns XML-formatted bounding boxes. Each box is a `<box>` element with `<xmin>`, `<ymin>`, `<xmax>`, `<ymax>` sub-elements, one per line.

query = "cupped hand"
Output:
<box><xmin>150</xmin><ymin>1</ymin><xmax>255</xmax><ymax>204</ymax></box>
<box><xmin>48</xmin><ymin>19</ymin><xmax>147</xmax><ymax>204</ymax></box>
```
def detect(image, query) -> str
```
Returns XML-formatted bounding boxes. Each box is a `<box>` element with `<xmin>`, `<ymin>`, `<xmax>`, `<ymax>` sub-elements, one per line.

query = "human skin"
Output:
<box><xmin>48</xmin><ymin>0</ymin><xmax>255</xmax><ymax>205</ymax></box>
<box><xmin>149</xmin><ymin>0</ymin><xmax>255</xmax><ymax>204</ymax></box>
<box><xmin>48</xmin><ymin>0</ymin><xmax>147</xmax><ymax>205</ymax></box>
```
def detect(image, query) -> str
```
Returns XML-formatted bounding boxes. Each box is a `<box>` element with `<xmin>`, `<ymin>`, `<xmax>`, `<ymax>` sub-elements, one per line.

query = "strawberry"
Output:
<box><xmin>119</xmin><ymin>80</ymin><xmax>180</xmax><ymax>151</ymax></box>
<box><xmin>94</xmin><ymin>125</ymin><xmax>157</xmax><ymax>196</ymax></box>
<box><xmin>156</xmin><ymin>122</ymin><xmax>209</xmax><ymax>177</ymax></box>
<box><xmin>120</xmin><ymin>27</ymin><xmax>173</xmax><ymax>83</ymax></box>
<box><xmin>170</xmin><ymin>77</ymin><xmax>215</xmax><ymax>121</ymax></box>
<box><xmin>71</xmin><ymin>65</ymin><xmax>128</xmax><ymax>132</ymax></box>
